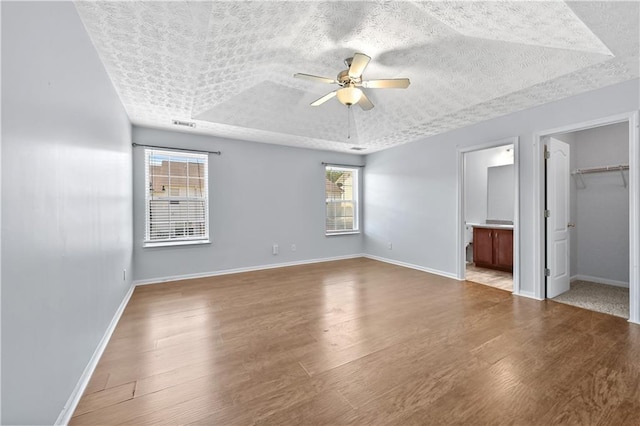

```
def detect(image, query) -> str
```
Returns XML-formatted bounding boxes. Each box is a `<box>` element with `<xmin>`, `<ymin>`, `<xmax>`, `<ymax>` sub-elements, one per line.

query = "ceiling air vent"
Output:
<box><xmin>172</xmin><ymin>119</ymin><xmax>196</xmax><ymax>128</ymax></box>
<box><xmin>350</xmin><ymin>147</ymin><xmax>366</xmax><ymax>151</ymax></box>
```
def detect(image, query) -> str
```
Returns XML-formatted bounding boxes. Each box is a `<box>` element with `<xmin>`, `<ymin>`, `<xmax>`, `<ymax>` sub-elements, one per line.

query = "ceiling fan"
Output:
<box><xmin>294</xmin><ymin>53</ymin><xmax>410</xmax><ymax>111</ymax></box>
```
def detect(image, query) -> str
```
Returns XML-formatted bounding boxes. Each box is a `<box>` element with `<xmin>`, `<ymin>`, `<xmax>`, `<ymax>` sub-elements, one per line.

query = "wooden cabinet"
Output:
<box><xmin>473</xmin><ymin>228</ymin><xmax>494</xmax><ymax>266</ymax></box>
<box><xmin>493</xmin><ymin>229</ymin><xmax>513</xmax><ymax>270</ymax></box>
<box><xmin>473</xmin><ymin>227</ymin><xmax>513</xmax><ymax>272</ymax></box>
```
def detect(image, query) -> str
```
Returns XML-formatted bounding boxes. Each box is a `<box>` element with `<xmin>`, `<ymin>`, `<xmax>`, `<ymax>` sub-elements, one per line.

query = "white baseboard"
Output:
<box><xmin>571</xmin><ymin>274</ymin><xmax>629</xmax><ymax>288</ymax></box>
<box><xmin>334</xmin><ymin>254</ymin><xmax>544</xmax><ymax>303</ymax></box>
<box><xmin>55</xmin><ymin>283</ymin><xmax>135</xmax><ymax>426</ymax></box>
<box><xmin>512</xmin><ymin>290</ymin><xmax>543</xmax><ymax>300</ymax></box>
<box><xmin>133</xmin><ymin>254</ymin><xmax>365</xmax><ymax>286</ymax></box>
<box><xmin>363</xmin><ymin>254</ymin><xmax>459</xmax><ymax>280</ymax></box>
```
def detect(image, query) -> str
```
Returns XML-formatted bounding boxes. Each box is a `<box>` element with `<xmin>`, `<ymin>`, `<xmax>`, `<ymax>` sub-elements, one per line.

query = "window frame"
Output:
<box><xmin>144</xmin><ymin>148</ymin><xmax>210</xmax><ymax>248</ymax></box>
<box><xmin>325</xmin><ymin>165</ymin><xmax>360</xmax><ymax>236</ymax></box>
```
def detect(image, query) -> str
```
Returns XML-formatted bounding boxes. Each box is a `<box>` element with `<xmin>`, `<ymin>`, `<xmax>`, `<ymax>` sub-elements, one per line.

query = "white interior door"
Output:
<box><xmin>546</xmin><ymin>137</ymin><xmax>571</xmax><ymax>298</ymax></box>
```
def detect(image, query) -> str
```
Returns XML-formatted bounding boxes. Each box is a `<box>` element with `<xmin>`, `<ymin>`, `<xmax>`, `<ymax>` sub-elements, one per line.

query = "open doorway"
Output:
<box><xmin>458</xmin><ymin>138</ymin><xmax>519</xmax><ymax>292</ymax></box>
<box><xmin>545</xmin><ymin>123</ymin><xmax>630</xmax><ymax>317</ymax></box>
<box><xmin>534</xmin><ymin>111</ymin><xmax>639</xmax><ymax>324</ymax></box>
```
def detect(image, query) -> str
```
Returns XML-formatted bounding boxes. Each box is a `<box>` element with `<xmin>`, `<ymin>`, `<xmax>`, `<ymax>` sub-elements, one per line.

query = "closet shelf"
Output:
<box><xmin>571</xmin><ymin>164</ymin><xmax>629</xmax><ymax>188</ymax></box>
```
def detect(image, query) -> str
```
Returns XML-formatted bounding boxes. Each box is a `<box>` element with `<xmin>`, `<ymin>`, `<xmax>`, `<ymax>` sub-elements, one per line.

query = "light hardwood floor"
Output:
<box><xmin>71</xmin><ymin>258</ymin><xmax>640</xmax><ymax>425</ymax></box>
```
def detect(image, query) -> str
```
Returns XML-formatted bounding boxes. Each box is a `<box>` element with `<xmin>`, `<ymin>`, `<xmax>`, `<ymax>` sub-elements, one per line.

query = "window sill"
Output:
<box><xmin>326</xmin><ymin>231</ymin><xmax>361</xmax><ymax>236</ymax></box>
<box><xmin>144</xmin><ymin>239</ymin><xmax>211</xmax><ymax>248</ymax></box>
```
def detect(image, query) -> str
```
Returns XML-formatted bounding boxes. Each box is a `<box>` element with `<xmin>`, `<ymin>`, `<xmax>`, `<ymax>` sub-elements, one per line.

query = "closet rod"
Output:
<box><xmin>572</xmin><ymin>164</ymin><xmax>629</xmax><ymax>189</ymax></box>
<box><xmin>572</xmin><ymin>164</ymin><xmax>628</xmax><ymax>175</ymax></box>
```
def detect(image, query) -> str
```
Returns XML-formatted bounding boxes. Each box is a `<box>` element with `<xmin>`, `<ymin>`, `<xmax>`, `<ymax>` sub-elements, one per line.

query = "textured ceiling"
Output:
<box><xmin>75</xmin><ymin>1</ymin><xmax>639</xmax><ymax>154</ymax></box>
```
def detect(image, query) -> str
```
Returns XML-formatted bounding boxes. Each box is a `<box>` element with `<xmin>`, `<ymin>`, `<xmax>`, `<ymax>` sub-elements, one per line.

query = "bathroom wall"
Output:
<box><xmin>464</xmin><ymin>144</ymin><xmax>514</xmax><ymax>244</ymax></box>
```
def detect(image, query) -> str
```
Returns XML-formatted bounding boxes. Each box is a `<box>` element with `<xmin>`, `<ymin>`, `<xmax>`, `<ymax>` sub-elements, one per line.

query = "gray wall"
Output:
<box><xmin>1</xmin><ymin>2</ymin><xmax>133</xmax><ymax>424</ymax></box>
<box><xmin>132</xmin><ymin>127</ymin><xmax>364</xmax><ymax>283</ymax></box>
<box><xmin>364</xmin><ymin>78</ymin><xmax>640</xmax><ymax>294</ymax></box>
<box><xmin>572</xmin><ymin>122</ymin><xmax>630</xmax><ymax>284</ymax></box>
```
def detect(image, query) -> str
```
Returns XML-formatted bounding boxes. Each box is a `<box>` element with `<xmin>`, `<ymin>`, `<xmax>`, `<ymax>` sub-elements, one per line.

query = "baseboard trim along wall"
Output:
<box><xmin>512</xmin><ymin>290</ymin><xmax>542</xmax><ymax>300</ymax></box>
<box><xmin>363</xmin><ymin>254</ymin><xmax>459</xmax><ymax>280</ymax></box>
<box><xmin>55</xmin><ymin>283</ymin><xmax>136</xmax><ymax>426</ymax></box>
<box><xmin>133</xmin><ymin>254</ymin><xmax>365</xmax><ymax>286</ymax></box>
<box><xmin>571</xmin><ymin>274</ymin><xmax>629</xmax><ymax>288</ymax></box>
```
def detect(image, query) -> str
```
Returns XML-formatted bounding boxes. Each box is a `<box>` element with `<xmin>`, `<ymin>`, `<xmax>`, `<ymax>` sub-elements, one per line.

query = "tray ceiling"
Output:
<box><xmin>75</xmin><ymin>1</ymin><xmax>639</xmax><ymax>154</ymax></box>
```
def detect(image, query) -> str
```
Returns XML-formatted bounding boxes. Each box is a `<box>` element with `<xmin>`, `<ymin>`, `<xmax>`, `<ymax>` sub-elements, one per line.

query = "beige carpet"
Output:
<box><xmin>551</xmin><ymin>280</ymin><xmax>629</xmax><ymax>319</ymax></box>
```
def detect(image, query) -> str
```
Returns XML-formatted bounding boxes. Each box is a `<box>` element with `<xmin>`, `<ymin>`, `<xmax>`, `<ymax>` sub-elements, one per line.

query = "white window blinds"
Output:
<box><xmin>144</xmin><ymin>149</ymin><xmax>209</xmax><ymax>245</ymax></box>
<box><xmin>325</xmin><ymin>165</ymin><xmax>359</xmax><ymax>234</ymax></box>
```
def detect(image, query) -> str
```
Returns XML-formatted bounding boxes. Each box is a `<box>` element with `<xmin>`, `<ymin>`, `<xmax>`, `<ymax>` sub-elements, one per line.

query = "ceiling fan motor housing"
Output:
<box><xmin>338</xmin><ymin>57</ymin><xmax>362</xmax><ymax>85</ymax></box>
<box><xmin>337</xmin><ymin>69</ymin><xmax>361</xmax><ymax>86</ymax></box>
<box><xmin>337</xmin><ymin>70</ymin><xmax>350</xmax><ymax>85</ymax></box>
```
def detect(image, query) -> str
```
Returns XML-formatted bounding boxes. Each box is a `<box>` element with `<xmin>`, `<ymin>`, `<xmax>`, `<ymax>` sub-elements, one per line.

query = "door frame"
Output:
<box><xmin>532</xmin><ymin>111</ymin><xmax>640</xmax><ymax>324</ymax></box>
<box><xmin>456</xmin><ymin>136</ymin><xmax>521</xmax><ymax>294</ymax></box>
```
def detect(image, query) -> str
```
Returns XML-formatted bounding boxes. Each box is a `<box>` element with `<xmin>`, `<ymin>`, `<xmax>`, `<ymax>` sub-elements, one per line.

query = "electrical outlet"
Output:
<box><xmin>291</xmin><ymin>244</ymin><xmax>296</xmax><ymax>251</ymax></box>
<box><xmin>388</xmin><ymin>242</ymin><xmax>393</xmax><ymax>250</ymax></box>
<box><xmin>273</xmin><ymin>244</ymin><xmax>279</xmax><ymax>255</ymax></box>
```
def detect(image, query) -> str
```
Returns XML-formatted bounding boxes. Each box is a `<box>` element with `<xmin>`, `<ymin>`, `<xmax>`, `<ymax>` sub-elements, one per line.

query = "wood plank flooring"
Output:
<box><xmin>70</xmin><ymin>258</ymin><xmax>640</xmax><ymax>425</ymax></box>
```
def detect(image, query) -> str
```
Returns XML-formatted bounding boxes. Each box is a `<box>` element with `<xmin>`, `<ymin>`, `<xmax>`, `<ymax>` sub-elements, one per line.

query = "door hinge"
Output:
<box><xmin>544</xmin><ymin>268</ymin><xmax>551</xmax><ymax>277</ymax></box>
<box><xmin>544</xmin><ymin>210</ymin><xmax>551</xmax><ymax>218</ymax></box>
<box><xmin>544</xmin><ymin>146</ymin><xmax>550</xmax><ymax>159</ymax></box>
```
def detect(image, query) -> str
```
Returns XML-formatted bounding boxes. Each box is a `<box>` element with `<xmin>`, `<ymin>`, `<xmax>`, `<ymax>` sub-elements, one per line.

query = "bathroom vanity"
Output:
<box><xmin>471</xmin><ymin>224</ymin><xmax>513</xmax><ymax>272</ymax></box>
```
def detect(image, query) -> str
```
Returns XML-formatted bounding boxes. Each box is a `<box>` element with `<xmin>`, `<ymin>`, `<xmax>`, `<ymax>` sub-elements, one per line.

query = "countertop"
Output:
<box><xmin>466</xmin><ymin>222</ymin><xmax>514</xmax><ymax>230</ymax></box>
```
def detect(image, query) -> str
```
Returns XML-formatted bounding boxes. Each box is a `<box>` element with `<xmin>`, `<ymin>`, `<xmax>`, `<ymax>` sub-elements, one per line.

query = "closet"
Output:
<box><xmin>549</xmin><ymin>122</ymin><xmax>629</xmax><ymax>318</ymax></box>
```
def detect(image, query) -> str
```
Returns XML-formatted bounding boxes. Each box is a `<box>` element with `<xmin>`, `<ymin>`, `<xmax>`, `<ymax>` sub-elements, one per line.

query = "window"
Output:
<box><xmin>325</xmin><ymin>165</ymin><xmax>359</xmax><ymax>234</ymax></box>
<box><xmin>144</xmin><ymin>149</ymin><xmax>209</xmax><ymax>246</ymax></box>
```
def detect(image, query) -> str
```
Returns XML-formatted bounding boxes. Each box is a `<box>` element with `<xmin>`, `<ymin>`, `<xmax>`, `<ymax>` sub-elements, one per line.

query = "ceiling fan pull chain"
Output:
<box><xmin>347</xmin><ymin>105</ymin><xmax>351</xmax><ymax>139</ymax></box>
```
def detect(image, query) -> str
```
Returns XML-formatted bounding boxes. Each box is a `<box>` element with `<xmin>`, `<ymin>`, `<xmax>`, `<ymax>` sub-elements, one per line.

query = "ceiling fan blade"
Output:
<box><xmin>294</xmin><ymin>73</ymin><xmax>337</xmax><ymax>84</ymax></box>
<box><xmin>348</xmin><ymin>53</ymin><xmax>371</xmax><ymax>79</ymax></box>
<box><xmin>311</xmin><ymin>91</ymin><xmax>337</xmax><ymax>106</ymax></box>
<box><xmin>358</xmin><ymin>92</ymin><xmax>374</xmax><ymax>111</ymax></box>
<box><xmin>362</xmin><ymin>78</ymin><xmax>411</xmax><ymax>89</ymax></box>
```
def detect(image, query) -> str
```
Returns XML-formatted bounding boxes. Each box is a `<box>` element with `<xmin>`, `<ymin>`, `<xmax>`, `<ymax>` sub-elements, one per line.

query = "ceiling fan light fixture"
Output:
<box><xmin>336</xmin><ymin>85</ymin><xmax>362</xmax><ymax>106</ymax></box>
<box><xmin>296</xmin><ymin>52</ymin><xmax>409</xmax><ymax>111</ymax></box>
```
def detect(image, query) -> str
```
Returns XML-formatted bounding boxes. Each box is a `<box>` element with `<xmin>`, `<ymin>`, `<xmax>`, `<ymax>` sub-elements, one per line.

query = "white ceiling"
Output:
<box><xmin>75</xmin><ymin>1</ymin><xmax>639</xmax><ymax>154</ymax></box>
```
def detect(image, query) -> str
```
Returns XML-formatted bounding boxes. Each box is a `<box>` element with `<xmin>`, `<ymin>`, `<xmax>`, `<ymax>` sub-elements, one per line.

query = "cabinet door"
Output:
<box><xmin>473</xmin><ymin>228</ymin><xmax>494</xmax><ymax>267</ymax></box>
<box><xmin>494</xmin><ymin>229</ymin><xmax>513</xmax><ymax>271</ymax></box>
